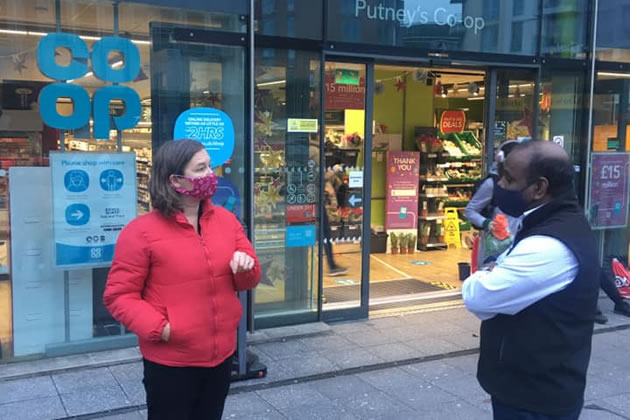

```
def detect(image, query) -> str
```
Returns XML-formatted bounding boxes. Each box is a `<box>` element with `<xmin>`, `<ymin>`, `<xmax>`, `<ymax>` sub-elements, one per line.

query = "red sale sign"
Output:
<box><xmin>440</xmin><ymin>110</ymin><xmax>466</xmax><ymax>134</ymax></box>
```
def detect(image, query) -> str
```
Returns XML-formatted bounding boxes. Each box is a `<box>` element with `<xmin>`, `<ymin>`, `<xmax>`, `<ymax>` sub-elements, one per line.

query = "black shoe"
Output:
<box><xmin>594</xmin><ymin>309</ymin><xmax>608</xmax><ymax>325</ymax></box>
<box><xmin>614</xmin><ymin>301</ymin><xmax>630</xmax><ymax>317</ymax></box>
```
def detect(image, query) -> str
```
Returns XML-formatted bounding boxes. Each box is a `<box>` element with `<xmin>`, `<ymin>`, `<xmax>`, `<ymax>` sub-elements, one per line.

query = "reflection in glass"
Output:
<box><xmin>326</xmin><ymin>0</ymin><xmax>540</xmax><ymax>55</ymax></box>
<box><xmin>253</xmin><ymin>48</ymin><xmax>321</xmax><ymax>325</ymax></box>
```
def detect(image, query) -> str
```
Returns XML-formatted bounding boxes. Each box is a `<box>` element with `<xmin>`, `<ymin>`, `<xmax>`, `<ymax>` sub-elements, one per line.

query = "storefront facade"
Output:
<box><xmin>0</xmin><ymin>0</ymin><xmax>627</xmax><ymax>362</ymax></box>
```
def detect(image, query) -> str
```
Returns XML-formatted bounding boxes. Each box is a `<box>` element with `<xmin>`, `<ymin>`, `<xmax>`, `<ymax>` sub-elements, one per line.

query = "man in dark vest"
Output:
<box><xmin>462</xmin><ymin>141</ymin><xmax>599</xmax><ymax>419</ymax></box>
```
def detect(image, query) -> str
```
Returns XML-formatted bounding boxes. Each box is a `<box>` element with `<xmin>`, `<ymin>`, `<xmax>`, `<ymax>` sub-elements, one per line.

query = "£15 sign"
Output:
<box><xmin>37</xmin><ymin>33</ymin><xmax>141</xmax><ymax>139</ymax></box>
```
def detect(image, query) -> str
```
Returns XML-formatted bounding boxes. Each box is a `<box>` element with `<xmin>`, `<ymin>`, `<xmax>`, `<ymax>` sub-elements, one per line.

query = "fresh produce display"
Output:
<box><xmin>416</xmin><ymin>135</ymin><xmax>443</xmax><ymax>153</ymax></box>
<box><xmin>441</xmin><ymin>139</ymin><xmax>464</xmax><ymax>156</ymax></box>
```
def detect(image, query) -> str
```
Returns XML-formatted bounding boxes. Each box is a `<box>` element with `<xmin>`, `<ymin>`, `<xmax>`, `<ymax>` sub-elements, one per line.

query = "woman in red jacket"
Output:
<box><xmin>103</xmin><ymin>139</ymin><xmax>260</xmax><ymax>420</ymax></box>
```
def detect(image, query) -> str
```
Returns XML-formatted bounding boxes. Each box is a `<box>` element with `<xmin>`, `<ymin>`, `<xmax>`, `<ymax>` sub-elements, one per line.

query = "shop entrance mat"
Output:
<box><xmin>324</xmin><ymin>278</ymin><xmax>444</xmax><ymax>303</ymax></box>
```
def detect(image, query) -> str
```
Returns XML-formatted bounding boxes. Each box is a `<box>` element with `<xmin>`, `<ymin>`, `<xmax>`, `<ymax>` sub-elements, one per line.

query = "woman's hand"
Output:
<box><xmin>230</xmin><ymin>251</ymin><xmax>255</xmax><ymax>274</ymax></box>
<box><xmin>161</xmin><ymin>323</ymin><xmax>171</xmax><ymax>342</ymax></box>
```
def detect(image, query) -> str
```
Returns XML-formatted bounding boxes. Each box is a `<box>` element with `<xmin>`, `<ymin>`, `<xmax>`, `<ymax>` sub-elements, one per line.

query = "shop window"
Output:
<box><xmin>255</xmin><ymin>0</ymin><xmax>323</xmax><ymax>40</ymax></box>
<box><xmin>537</xmin><ymin>69</ymin><xmax>588</xmax><ymax>199</ymax></box>
<box><xmin>588</xmin><ymin>73</ymin><xmax>630</xmax><ymax>286</ymax></box>
<box><xmin>596</xmin><ymin>1</ymin><xmax>630</xmax><ymax>62</ymax></box>
<box><xmin>484</xmin><ymin>0</ymin><xmax>501</xmax><ymax>20</ymax></box>
<box><xmin>541</xmin><ymin>0</ymin><xmax>589</xmax><ymax>58</ymax></box>
<box><xmin>511</xmin><ymin>22</ymin><xmax>523</xmax><ymax>52</ymax></box>
<box><xmin>0</xmin><ymin>0</ymin><xmax>246</xmax><ymax>362</ymax></box>
<box><xmin>253</xmin><ymin>48</ymin><xmax>321</xmax><ymax>326</ymax></box>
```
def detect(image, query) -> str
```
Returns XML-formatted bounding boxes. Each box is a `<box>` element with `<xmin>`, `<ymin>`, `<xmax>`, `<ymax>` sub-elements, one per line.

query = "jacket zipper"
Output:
<box><xmin>198</xmin><ymin>233</ymin><xmax>218</xmax><ymax>363</ymax></box>
<box><xmin>498</xmin><ymin>336</ymin><xmax>505</xmax><ymax>362</ymax></box>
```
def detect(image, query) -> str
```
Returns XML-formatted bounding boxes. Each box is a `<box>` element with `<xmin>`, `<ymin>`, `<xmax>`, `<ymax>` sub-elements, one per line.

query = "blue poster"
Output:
<box><xmin>50</xmin><ymin>152</ymin><xmax>137</xmax><ymax>268</ymax></box>
<box><xmin>173</xmin><ymin>108</ymin><xmax>235</xmax><ymax>167</ymax></box>
<box><xmin>211</xmin><ymin>177</ymin><xmax>241</xmax><ymax>218</ymax></box>
<box><xmin>286</xmin><ymin>225</ymin><xmax>316</xmax><ymax>248</ymax></box>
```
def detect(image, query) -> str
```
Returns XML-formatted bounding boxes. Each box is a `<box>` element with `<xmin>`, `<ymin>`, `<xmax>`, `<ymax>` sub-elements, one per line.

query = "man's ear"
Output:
<box><xmin>534</xmin><ymin>177</ymin><xmax>549</xmax><ymax>200</ymax></box>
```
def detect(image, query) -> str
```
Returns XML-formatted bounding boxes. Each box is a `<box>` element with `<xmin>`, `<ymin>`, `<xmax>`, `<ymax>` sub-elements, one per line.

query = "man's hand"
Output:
<box><xmin>230</xmin><ymin>251</ymin><xmax>255</xmax><ymax>274</ymax></box>
<box><xmin>161</xmin><ymin>323</ymin><xmax>171</xmax><ymax>342</ymax></box>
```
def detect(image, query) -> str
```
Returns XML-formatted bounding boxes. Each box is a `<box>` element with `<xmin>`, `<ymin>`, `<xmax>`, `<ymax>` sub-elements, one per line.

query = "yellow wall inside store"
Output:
<box><xmin>404</xmin><ymin>77</ymin><xmax>434</xmax><ymax>150</ymax></box>
<box><xmin>344</xmin><ymin>109</ymin><xmax>365</xmax><ymax>137</ymax></box>
<box><xmin>371</xmin><ymin>70</ymin><xmax>405</xmax><ymax>228</ymax></box>
<box><xmin>373</xmin><ymin>70</ymin><xmax>404</xmax><ymax>134</ymax></box>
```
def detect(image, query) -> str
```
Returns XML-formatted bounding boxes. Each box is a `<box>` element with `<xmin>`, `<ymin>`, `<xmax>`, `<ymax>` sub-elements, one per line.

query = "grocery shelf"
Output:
<box><xmin>418</xmin><ymin>214</ymin><xmax>446</xmax><ymax>221</ymax></box>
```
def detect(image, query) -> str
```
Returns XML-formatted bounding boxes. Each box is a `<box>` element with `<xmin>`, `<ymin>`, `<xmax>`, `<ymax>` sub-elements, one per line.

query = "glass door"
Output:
<box><xmin>149</xmin><ymin>23</ymin><xmax>251</xmax><ymax>373</ymax></box>
<box><xmin>589</xmin><ymin>71</ymin><xmax>630</xmax><ymax>277</ymax></box>
<box><xmin>321</xmin><ymin>60</ymin><xmax>373</xmax><ymax>321</ymax></box>
<box><xmin>486</xmin><ymin>68</ymin><xmax>539</xmax><ymax>164</ymax></box>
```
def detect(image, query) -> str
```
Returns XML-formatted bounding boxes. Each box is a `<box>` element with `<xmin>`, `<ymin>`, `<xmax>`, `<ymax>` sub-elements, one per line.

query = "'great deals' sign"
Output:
<box><xmin>440</xmin><ymin>110</ymin><xmax>466</xmax><ymax>134</ymax></box>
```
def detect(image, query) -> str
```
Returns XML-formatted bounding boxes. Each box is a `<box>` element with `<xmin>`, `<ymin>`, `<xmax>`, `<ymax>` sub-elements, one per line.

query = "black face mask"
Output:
<box><xmin>493</xmin><ymin>182</ymin><xmax>534</xmax><ymax>217</ymax></box>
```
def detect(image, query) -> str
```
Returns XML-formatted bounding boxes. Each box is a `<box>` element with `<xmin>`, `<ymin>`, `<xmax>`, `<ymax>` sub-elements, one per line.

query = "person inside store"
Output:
<box><xmin>103</xmin><ymin>140</ymin><xmax>261</xmax><ymax>420</ymax></box>
<box><xmin>465</xmin><ymin>140</ymin><xmax>521</xmax><ymax>267</ymax></box>
<box><xmin>324</xmin><ymin>164</ymin><xmax>349</xmax><ymax>276</ymax></box>
<box><xmin>462</xmin><ymin>141</ymin><xmax>599</xmax><ymax>420</ymax></box>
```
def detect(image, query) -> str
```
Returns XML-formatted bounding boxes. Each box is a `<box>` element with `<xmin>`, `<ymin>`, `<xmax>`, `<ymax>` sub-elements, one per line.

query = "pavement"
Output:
<box><xmin>2</xmin><ymin>296</ymin><xmax>630</xmax><ymax>419</ymax></box>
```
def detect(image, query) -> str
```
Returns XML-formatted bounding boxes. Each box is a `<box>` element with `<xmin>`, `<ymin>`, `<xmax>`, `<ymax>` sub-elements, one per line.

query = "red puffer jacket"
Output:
<box><xmin>103</xmin><ymin>201</ymin><xmax>260</xmax><ymax>367</ymax></box>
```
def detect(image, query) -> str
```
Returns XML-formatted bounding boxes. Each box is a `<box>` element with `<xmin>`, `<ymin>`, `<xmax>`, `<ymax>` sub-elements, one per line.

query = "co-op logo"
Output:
<box><xmin>37</xmin><ymin>33</ymin><xmax>141</xmax><ymax>139</ymax></box>
<box><xmin>355</xmin><ymin>0</ymin><xmax>485</xmax><ymax>33</ymax></box>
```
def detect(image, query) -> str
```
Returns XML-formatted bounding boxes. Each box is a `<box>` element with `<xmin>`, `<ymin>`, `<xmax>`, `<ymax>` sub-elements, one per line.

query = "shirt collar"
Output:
<box><xmin>523</xmin><ymin>203</ymin><xmax>546</xmax><ymax>218</ymax></box>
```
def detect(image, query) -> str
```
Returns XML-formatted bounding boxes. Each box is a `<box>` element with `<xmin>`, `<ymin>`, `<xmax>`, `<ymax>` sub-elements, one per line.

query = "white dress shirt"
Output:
<box><xmin>462</xmin><ymin>207</ymin><xmax>579</xmax><ymax>321</ymax></box>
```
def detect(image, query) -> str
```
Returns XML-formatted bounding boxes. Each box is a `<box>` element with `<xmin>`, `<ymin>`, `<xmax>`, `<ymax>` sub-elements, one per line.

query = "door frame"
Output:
<box><xmin>320</xmin><ymin>54</ymin><xmax>374</xmax><ymax>323</ymax></box>
<box><xmin>318</xmin><ymin>53</ymin><xmax>540</xmax><ymax>323</ymax></box>
<box><xmin>484</xmin><ymin>66</ymin><xmax>541</xmax><ymax>169</ymax></box>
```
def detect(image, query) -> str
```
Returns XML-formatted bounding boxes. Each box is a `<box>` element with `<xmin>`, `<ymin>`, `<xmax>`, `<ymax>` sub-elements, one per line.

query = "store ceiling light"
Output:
<box><xmin>597</xmin><ymin>72</ymin><xmax>630</xmax><ymax>78</ymax></box>
<box><xmin>257</xmin><ymin>80</ymin><xmax>286</xmax><ymax>87</ymax></box>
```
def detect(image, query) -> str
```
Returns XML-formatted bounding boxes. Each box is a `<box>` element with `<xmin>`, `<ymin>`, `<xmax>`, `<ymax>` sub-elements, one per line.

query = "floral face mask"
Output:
<box><xmin>171</xmin><ymin>172</ymin><xmax>218</xmax><ymax>200</ymax></box>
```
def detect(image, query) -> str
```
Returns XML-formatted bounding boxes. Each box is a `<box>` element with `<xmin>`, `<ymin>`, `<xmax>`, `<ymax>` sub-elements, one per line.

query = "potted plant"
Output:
<box><xmin>390</xmin><ymin>233</ymin><xmax>399</xmax><ymax>254</ymax></box>
<box><xmin>437</xmin><ymin>223</ymin><xmax>445</xmax><ymax>243</ymax></box>
<box><xmin>408</xmin><ymin>234</ymin><xmax>416</xmax><ymax>253</ymax></box>
<box><xmin>399</xmin><ymin>233</ymin><xmax>409</xmax><ymax>254</ymax></box>
<box><xmin>421</xmin><ymin>224</ymin><xmax>431</xmax><ymax>245</ymax></box>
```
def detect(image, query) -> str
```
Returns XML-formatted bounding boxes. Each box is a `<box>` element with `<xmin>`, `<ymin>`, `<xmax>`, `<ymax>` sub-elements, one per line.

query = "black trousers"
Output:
<box><xmin>492</xmin><ymin>397</ymin><xmax>581</xmax><ymax>420</ymax></box>
<box><xmin>322</xmin><ymin>210</ymin><xmax>339</xmax><ymax>269</ymax></box>
<box><xmin>143</xmin><ymin>356</ymin><xmax>232</xmax><ymax>420</ymax></box>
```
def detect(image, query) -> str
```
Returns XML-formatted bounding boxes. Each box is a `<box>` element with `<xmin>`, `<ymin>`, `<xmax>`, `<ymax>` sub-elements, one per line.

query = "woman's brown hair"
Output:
<box><xmin>149</xmin><ymin>140</ymin><xmax>204</xmax><ymax>216</ymax></box>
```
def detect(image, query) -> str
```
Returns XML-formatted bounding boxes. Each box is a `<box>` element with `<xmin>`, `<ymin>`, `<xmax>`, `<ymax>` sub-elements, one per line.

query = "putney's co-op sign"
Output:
<box><xmin>37</xmin><ymin>33</ymin><xmax>141</xmax><ymax>139</ymax></box>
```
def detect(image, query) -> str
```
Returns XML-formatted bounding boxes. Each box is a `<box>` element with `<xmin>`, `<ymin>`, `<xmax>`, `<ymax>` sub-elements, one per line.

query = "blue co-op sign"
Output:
<box><xmin>37</xmin><ymin>33</ymin><xmax>141</xmax><ymax>139</ymax></box>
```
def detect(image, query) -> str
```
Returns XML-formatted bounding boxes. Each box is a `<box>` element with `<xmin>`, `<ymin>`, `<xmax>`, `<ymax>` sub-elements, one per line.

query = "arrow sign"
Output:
<box><xmin>71</xmin><ymin>210</ymin><xmax>83</xmax><ymax>220</ymax></box>
<box><xmin>348</xmin><ymin>194</ymin><xmax>362</xmax><ymax>208</ymax></box>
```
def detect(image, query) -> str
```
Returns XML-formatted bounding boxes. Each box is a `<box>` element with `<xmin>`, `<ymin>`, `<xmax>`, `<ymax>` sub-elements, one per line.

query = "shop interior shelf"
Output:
<box><xmin>418</xmin><ymin>242</ymin><xmax>448</xmax><ymax>250</ymax></box>
<box><xmin>444</xmin><ymin>183</ymin><xmax>475</xmax><ymax>187</ymax></box>
<box><xmin>419</xmin><ymin>176</ymin><xmax>449</xmax><ymax>182</ymax></box>
<box><xmin>444</xmin><ymin>201</ymin><xmax>469</xmax><ymax>207</ymax></box>
<box><xmin>444</xmin><ymin>155</ymin><xmax>482</xmax><ymax>162</ymax></box>
<box><xmin>420</xmin><ymin>194</ymin><xmax>449</xmax><ymax>198</ymax></box>
<box><xmin>418</xmin><ymin>214</ymin><xmax>446</xmax><ymax>221</ymax></box>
